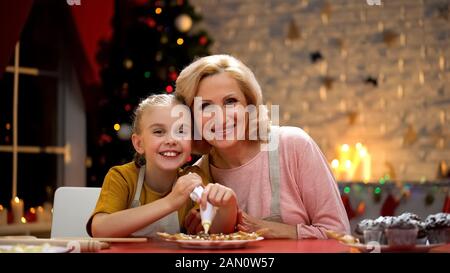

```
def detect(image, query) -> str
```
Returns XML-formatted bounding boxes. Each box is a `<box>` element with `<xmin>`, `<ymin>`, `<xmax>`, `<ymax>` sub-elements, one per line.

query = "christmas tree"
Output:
<box><xmin>88</xmin><ymin>0</ymin><xmax>212</xmax><ymax>186</ymax></box>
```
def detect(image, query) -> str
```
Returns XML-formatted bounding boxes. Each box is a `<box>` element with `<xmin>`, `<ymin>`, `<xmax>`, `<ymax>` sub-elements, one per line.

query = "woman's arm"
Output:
<box><xmin>237</xmin><ymin>211</ymin><xmax>297</xmax><ymax>239</ymax></box>
<box><xmin>237</xmin><ymin>128</ymin><xmax>350</xmax><ymax>239</ymax></box>
<box><xmin>293</xmin><ymin>132</ymin><xmax>350</xmax><ymax>239</ymax></box>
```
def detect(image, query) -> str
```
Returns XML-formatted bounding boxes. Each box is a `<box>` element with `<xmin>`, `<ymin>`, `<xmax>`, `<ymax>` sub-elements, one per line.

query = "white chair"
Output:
<box><xmin>51</xmin><ymin>186</ymin><xmax>101</xmax><ymax>238</ymax></box>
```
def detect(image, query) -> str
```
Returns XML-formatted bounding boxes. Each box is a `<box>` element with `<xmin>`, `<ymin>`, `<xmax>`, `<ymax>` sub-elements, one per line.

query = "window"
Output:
<box><xmin>0</xmin><ymin>1</ymin><xmax>86</xmax><ymax>209</ymax></box>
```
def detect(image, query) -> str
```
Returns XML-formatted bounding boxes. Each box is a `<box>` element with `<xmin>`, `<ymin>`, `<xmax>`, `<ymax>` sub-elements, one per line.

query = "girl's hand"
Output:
<box><xmin>236</xmin><ymin>210</ymin><xmax>298</xmax><ymax>239</ymax></box>
<box><xmin>200</xmin><ymin>183</ymin><xmax>237</xmax><ymax>209</ymax></box>
<box><xmin>168</xmin><ymin>172</ymin><xmax>202</xmax><ymax>209</ymax></box>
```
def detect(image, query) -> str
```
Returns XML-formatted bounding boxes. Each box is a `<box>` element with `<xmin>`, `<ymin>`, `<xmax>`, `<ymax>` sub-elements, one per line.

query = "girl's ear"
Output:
<box><xmin>132</xmin><ymin>133</ymin><xmax>145</xmax><ymax>154</ymax></box>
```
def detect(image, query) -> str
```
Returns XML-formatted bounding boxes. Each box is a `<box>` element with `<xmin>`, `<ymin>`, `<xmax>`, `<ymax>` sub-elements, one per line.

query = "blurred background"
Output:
<box><xmin>0</xmin><ymin>0</ymin><xmax>449</xmax><ymax>234</ymax></box>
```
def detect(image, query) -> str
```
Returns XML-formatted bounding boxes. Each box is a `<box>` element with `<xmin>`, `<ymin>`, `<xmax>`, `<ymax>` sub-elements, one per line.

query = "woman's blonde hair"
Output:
<box><xmin>175</xmin><ymin>54</ymin><xmax>269</xmax><ymax>153</ymax></box>
<box><xmin>132</xmin><ymin>94</ymin><xmax>184</xmax><ymax>166</ymax></box>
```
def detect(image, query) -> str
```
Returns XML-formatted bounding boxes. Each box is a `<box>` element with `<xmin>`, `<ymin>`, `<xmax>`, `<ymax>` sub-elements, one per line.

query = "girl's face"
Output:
<box><xmin>195</xmin><ymin>72</ymin><xmax>249</xmax><ymax>150</ymax></box>
<box><xmin>132</xmin><ymin>104</ymin><xmax>191</xmax><ymax>171</ymax></box>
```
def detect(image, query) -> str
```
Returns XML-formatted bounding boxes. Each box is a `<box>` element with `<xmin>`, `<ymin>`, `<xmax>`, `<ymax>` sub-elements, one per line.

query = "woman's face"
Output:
<box><xmin>195</xmin><ymin>72</ymin><xmax>249</xmax><ymax>150</ymax></box>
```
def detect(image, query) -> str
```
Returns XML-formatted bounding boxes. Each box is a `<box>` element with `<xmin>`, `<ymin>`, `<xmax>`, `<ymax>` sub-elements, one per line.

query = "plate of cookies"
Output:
<box><xmin>157</xmin><ymin>231</ymin><xmax>264</xmax><ymax>249</ymax></box>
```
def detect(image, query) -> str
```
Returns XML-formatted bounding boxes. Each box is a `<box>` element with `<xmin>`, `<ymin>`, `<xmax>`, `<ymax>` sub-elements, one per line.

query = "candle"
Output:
<box><xmin>44</xmin><ymin>202</ymin><xmax>53</xmax><ymax>222</ymax></box>
<box><xmin>0</xmin><ymin>205</ymin><xmax>7</xmax><ymax>226</ymax></box>
<box><xmin>340</xmin><ymin>144</ymin><xmax>350</xmax><ymax>162</ymax></box>
<box><xmin>27</xmin><ymin>207</ymin><xmax>37</xmax><ymax>222</ymax></box>
<box><xmin>362</xmin><ymin>154</ymin><xmax>372</xmax><ymax>183</ymax></box>
<box><xmin>331</xmin><ymin>159</ymin><xmax>340</xmax><ymax>180</ymax></box>
<box><xmin>344</xmin><ymin>160</ymin><xmax>352</xmax><ymax>181</ymax></box>
<box><xmin>334</xmin><ymin>143</ymin><xmax>372</xmax><ymax>182</ymax></box>
<box><xmin>36</xmin><ymin>206</ymin><xmax>46</xmax><ymax>223</ymax></box>
<box><xmin>10</xmin><ymin>197</ymin><xmax>24</xmax><ymax>224</ymax></box>
<box><xmin>36</xmin><ymin>203</ymin><xmax>52</xmax><ymax>223</ymax></box>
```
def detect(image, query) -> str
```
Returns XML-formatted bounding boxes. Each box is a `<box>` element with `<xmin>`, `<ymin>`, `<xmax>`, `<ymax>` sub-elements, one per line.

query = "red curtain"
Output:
<box><xmin>0</xmin><ymin>0</ymin><xmax>114</xmax><ymax>86</ymax></box>
<box><xmin>68</xmin><ymin>1</ymin><xmax>114</xmax><ymax>86</ymax></box>
<box><xmin>0</xmin><ymin>0</ymin><xmax>34</xmax><ymax>79</ymax></box>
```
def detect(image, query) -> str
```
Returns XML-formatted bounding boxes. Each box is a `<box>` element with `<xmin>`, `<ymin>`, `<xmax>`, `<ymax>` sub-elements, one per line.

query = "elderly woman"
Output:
<box><xmin>175</xmin><ymin>54</ymin><xmax>350</xmax><ymax>239</ymax></box>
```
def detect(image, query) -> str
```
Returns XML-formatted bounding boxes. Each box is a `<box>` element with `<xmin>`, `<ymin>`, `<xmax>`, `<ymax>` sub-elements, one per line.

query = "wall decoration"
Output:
<box><xmin>321</xmin><ymin>76</ymin><xmax>335</xmax><ymax>90</ymax></box>
<box><xmin>437</xmin><ymin>3</ymin><xmax>449</xmax><ymax>21</ymax></box>
<box><xmin>403</xmin><ymin>124</ymin><xmax>418</xmax><ymax>146</ymax></box>
<box><xmin>384</xmin><ymin>162</ymin><xmax>397</xmax><ymax>180</ymax></box>
<box><xmin>286</xmin><ymin>18</ymin><xmax>300</xmax><ymax>41</ymax></box>
<box><xmin>437</xmin><ymin>160</ymin><xmax>449</xmax><ymax>179</ymax></box>
<box><xmin>320</xmin><ymin>2</ymin><xmax>332</xmax><ymax>24</ymax></box>
<box><xmin>347</xmin><ymin>112</ymin><xmax>359</xmax><ymax>125</ymax></box>
<box><xmin>364</xmin><ymin>76</ymin><xmax>378</xmax><ymax>87</ymax></box>
<box><xmin>310</xmin><ymin>51</ymin><xmax>323</xmax><ymax>63</ymax></box>
<box><xmin>382</xmin><ymin>29</ymin><xmax>399</xmax><ymax>47</ymax></box>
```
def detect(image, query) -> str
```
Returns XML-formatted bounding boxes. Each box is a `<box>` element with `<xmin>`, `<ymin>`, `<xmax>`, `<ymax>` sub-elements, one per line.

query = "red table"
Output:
<box><xmin>100</xmin><ymin>239</ymin><xmax>347</xmax><ymax>253</ymax></box>
<box><xmin>101</xmin><ymin>240</ymin><xmax>350</xmax><ymax>253</ymax></box>
<box><xmin>100</xmin><ymin>239</ymin><xmax>450</xmax><ymax>253</ymax></box>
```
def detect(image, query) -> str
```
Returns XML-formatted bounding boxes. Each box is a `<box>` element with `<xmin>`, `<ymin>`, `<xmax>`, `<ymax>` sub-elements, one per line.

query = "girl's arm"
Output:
<box><xmin>92</xmin><ymin>197</ymin><xmax>177</xmax><ymax>237</ymax></box>
<box><xmin>91</xmin><ymin>172</ymin><xmax>202</xmax><ymax>237</ymax></box>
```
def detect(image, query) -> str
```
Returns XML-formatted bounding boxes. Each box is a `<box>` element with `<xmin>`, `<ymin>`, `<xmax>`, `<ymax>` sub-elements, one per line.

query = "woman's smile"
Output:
<box><xmin>212</xmin><ymin>122</ymin><xmax>236</xmax><ymax>137</ymax></box>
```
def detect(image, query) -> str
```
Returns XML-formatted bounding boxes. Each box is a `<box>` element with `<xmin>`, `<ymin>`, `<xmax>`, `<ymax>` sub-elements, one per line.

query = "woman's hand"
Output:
<box><xmin>184</xmin><ymin>184</ymin><xmax>238</xmax><ymax>235</ymax></box>
<box><xmin>201</xmin><ymin>184</ymin><xmax>238</xmax><ymax>234</ymax></box>
<box><xmin>200</xmin><ymin>183</ymin><xmax>237</xmax><ymax>209</ymax></box>
<box><xmin>237</xmin><ymin>211</ymin><xmax>298</xmax><ymax>239</ymax></box>
<box><xmin>167</xmin><ymin>172</ymin><xmax>202</xmax><ymax>209</ymax></box>
<box><xmin>184</xmin><ymin>208</ymin><xmax>204</xmax><ymax>234</ymax></box>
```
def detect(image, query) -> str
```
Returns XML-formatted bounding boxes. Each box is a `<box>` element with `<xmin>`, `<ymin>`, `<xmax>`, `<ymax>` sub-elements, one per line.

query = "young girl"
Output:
<box><xmin>87</xmin><ymin>94</ymin><xmax>238</xmax><ymax>238</ymax></box>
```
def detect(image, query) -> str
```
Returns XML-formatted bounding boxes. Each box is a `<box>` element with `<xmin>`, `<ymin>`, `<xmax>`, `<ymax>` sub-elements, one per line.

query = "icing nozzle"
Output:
<box><xmin>202</xmin><ymin>222</ymin><xmax>211</xmax><ymax>234</ymax></box>
<box><xmin>200</xmin><ymin>203</ymin><xmax>216</xmax><ymax>234</ymax></box>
